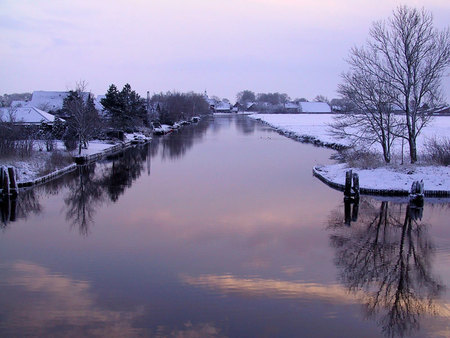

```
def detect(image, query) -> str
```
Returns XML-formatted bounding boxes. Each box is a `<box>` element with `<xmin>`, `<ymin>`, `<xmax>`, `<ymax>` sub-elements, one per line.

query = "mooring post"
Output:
<box><xmin>7</xmin><ymin>167</ymin><xmax>18</xmax><ymax>196</ymax></box>
<box><xmin>344</xmin><ymin>170</ymin><xmax>352</xmax><ymax>196</ymax></box>
<box><xmin>409</xmin><ymin>179</ymin><xmax>424</xmax><ymax>206</ymax></box>
<box><xmin>352</xmin><ymin>173</ymin><xmax>360</xmax><ymax>199</ymax></box>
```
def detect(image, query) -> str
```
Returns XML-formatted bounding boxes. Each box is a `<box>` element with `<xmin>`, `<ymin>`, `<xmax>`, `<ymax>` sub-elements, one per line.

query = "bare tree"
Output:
<box><xmin>63</xmin><ymin>82</ymin><xmax>100</xmax><ymax>155</ymax></box>
<box><xmin>339</xmin><ymin>6</ymin><xmax>450</xmax><ymax>163</ymax></box>
<box><xmin>333</xmin><ymin>72</ymin><xmax>403</xmax><ymax>163</ymax></box>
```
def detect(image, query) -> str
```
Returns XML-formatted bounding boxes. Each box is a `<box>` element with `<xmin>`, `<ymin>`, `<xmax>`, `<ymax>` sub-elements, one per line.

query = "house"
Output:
<box><xmin>284</xmin><ymin>102</ymin><xmax>299</xmax><ymax>113</ymax></box>
<box><xmin>214</xmin><ymin>101</ymin><xmax>232</xmax><ymax>113</ymax></box>
<box><xmin>0</xmin><ymin>106</ymin><xmax>60</xmax><ymax>125</ymax></box>
<box><xmin>299</xmin><ymin>102</ymin><xmax>331</xmax><ymax>113</ymax></box>
<box><xmin>29</xmin><ymin>91</ymin><xmax>95</xmax><ymax>113</ymax></box>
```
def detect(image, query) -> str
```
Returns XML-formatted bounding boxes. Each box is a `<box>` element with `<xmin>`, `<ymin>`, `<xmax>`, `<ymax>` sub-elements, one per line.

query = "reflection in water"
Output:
<box><xmin>1</xmin><ymin>120</ymin><xmax>211</xmax><ymax>234</ymax></box>
<box><xmin>159</xmin><ymin>118</ymin><xmax>210</xmax><ymax>160</ymax></box>
<box><xmin>0</xmin><ymin>261</ymin><xmax>145</xmax><ymax>336</ymax></box>
<box><xmin>328</xmin><ymin>198</ymin><xmax>445</xmax><ymax>337</ymax></box>
<box><xmin>65</xmin><ymin>165</ymin><xmax>104</xmax><ymax>236</ymax></box>
<box><xmin>1</xmin><ymin>190</ymin><xmax>41</xmax><ymax>229</ymax></box>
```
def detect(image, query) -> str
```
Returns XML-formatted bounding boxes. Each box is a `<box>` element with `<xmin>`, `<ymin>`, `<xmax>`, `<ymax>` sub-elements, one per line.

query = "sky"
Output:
<box><xmin>1</xmin><ymin>0</ymin><xmax>449</xmax><ymax>102</ymax></box>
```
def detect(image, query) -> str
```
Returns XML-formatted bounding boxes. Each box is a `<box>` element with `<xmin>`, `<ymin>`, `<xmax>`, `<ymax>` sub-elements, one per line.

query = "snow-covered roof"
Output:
<box><xmin>11</xmin><ymin>100</ymin><xmax>31</xmax><ymax>108</ymax></box>
<box><xmin>285</xmin><ymin>102</ymin><xmax>298</xmax><ymax>109</ymax></box>
<box><xmin>215</xmin><ymin>102</ymin><xmax>231</xmax><ymax>111</ymax></box>
<box><xmin>1</xmin><ymin>106</ymin><xmax>59</xmax><ymax>124</ymax></box>
<box><xmin>30</xmin><ymin>90</ymin><xmax>92</xmax><ymax>112</ymax></box>
<box><xmin>30</xmin><ymin>91</ymin><xmax>69</xmax><ymax>111</ymax></box>
<box><xmin>299</xmin><ymin>102</ymin><xmax>331</xmax><ymax>113</ymax></box>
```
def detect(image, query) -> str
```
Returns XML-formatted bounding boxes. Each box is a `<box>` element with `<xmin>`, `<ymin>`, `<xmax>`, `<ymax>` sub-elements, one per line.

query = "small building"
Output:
<box><xmin>299</xmin><ymin>102</ymin><xmax>331</xmax><ymax>113</ymax></box>
<box><xmin>214</xmin><ymin>101</ymin><xmax>232</xmax><ymax>113</ymax></box>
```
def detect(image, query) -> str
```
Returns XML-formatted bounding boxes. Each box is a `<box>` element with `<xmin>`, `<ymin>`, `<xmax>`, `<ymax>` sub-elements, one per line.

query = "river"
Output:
<box><xmin>1</xmin><ymin>116</ymin><xmax>449</xmax><ymax>337</ymax></box>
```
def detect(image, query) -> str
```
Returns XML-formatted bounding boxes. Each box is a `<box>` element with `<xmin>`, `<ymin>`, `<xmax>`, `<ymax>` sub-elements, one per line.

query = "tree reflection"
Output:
<box><xmin>328</xmin><ymin>198</ymin><xmax>444</xmax><ymax>337</ymax></box>
<box><xmin>64</xmin><ymin>164</ymin><xmax>103</xmax><ymax>236</ymax></box>
<box><xmin>2</xmin><ymin>121</ymin><xmax>211</xmax><ymax>235</ymax></box>
<box><xmin>159</xmin><ymin>119</ymin><xmax>210</xmax><ymax>160</ymax></box>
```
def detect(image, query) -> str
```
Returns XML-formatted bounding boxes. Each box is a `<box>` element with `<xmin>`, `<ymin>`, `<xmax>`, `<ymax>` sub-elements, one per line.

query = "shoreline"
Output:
<box><xmin>16</xmin><ymin>139</ymin><xmax>145</xmax><ymax>189</ymax></box>
<box><xmin>249</xmin><ymin>114</ymin><xmax>450</xmax><ymax>197</ymax></box>
<box><xmin>313</xmin><ymin>166</ymin><xmax>450</xmax><ymax>198</ymax></box>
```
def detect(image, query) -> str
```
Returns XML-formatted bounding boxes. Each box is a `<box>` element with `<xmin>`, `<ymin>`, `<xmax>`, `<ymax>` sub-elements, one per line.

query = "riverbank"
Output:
<box><xmin>249</xmin><ymin>113</ymin><xmax>450</xmax><ymax>196</ymax></box>
<box><xmin>3</xmin><ymin>132</ymin><xmax>151</xmax><ymax>188</ymax></box>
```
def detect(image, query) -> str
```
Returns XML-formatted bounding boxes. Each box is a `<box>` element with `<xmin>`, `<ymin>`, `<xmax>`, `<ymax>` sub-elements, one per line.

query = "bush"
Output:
<box><xmin>39</xmin><ymin>150</ymin><xmax>73</xmax><ymax>176</ymax></box>
<box><xmin>334</xmin><ymin>148</ymin><xmax>384</xmax><ymax>169</ymax></box>
<box><xmin>424</xmin><ymin>137</ymin><xmax>450</xmax><ymax>166</ymax></box>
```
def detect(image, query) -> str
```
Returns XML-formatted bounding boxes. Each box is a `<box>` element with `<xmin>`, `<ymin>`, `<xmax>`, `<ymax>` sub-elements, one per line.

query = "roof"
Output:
<box><xmin>215</xmin><ymin>102</ymin><xmax>231</xmax><ymax>111</ymax></box>
<box><xmin>30</xmin><ymin>90</ymin><xmax>92</xmax><ymax>112</ymax></box>
<box><xmin>1</xmin><ymin>106</ymin><xmax>59</xmax><ymax>124</ymax></box>
<box><xmin>299</xmin><ymin>102</ymin><xmax>331</xmax><ymax>113</ymax></box>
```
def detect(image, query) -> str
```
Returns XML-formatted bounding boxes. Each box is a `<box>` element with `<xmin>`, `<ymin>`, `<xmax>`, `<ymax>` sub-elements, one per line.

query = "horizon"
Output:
<box><xmin>1</xmin><ymin>0</ymin><xmax>449</xmax><ymax>102</ymax></box>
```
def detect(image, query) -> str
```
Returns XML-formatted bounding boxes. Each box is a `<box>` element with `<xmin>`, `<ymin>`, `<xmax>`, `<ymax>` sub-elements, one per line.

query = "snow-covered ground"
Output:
<box><xmin>250</xmin><ymin>114</ymin><xmax>450</xmax><ymax>194</ymax></box>
<box><xmin>249</xmin><ymin>114</ymin><xmax>450</xmax><ymax>152</ymax></box>
<box><xmin>314</xmin><ymin>163</ymin><xmax>450</xmax><ymax>192</ymax></box>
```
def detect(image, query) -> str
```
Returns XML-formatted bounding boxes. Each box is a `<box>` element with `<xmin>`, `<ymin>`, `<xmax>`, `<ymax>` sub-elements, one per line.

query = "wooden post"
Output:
<box><xmin>409</xmin><ymin>180</ymin><xmax>424</xmax><ymax>206</ymax></box>
<box><xmin>352</xmin><ymin>173</ymin><xmax>360</xmax><ymax>199</ymax></box>
<box><xmin>344</xmin><ymin>170</ymin><xmax>352</xmax><ymax>196</ymax></box>
<box><xmin>8</xmin><ymin>167</ymin><xmax>18</xmax><ymax>196</ymax></box>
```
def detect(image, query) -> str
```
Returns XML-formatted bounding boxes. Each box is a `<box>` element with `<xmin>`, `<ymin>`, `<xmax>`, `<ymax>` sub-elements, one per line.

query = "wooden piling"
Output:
<box><xmin>352</xmin><ymin>173</ymin><xmax>360</xmax><ymax>199</ymax></box>
<box><xmin>344</xmin><ymin>170</ymin><xmax>352</xmax><ymax>196</ymax></box>
<box><xmin>8</xmin><ymin>167</ymin><xmax>18</xmax><ymax>196</ymax></box>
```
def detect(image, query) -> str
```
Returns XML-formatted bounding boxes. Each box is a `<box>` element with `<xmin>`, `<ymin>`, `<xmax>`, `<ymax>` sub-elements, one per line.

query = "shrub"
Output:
<box><xmin>39</xmin><ymin>150</ymin><xmax>73</xmax><ymax>176</ymax></box>
<box><xmin>334</xmin><ymin>148</ymin><xmax>384</xmax><ymax>169</ymax></box>
<box><xmin>424</xmin><ymin>137</ymin><xmax>450</xmax><ymax>166</ymax></box>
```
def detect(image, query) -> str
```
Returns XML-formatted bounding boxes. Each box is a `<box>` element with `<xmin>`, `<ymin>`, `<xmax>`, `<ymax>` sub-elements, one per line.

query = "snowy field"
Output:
<box><xmin>249</xmin><ymin>114</ymin><xmax>450</xmax><ymax>152</ymax></box>
<box><xmin>250</xmin><ymin>114</ymin><xmax>450</xmax><ymax>193</ymax></box>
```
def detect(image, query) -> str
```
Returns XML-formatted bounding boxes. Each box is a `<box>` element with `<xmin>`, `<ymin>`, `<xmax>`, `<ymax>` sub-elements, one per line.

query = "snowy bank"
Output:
<box><xmin>249</xmin><ymin>114</ymin><xmax>450</xmax><ymax>196</ymax></box>
<box><xmin>249</xmin><ymin>114</ymin><xmax>450</xmax><ymax>152</ymax></box>
<box><xmin>5</xmin><ymin>136</ymin><xmax>150</xmax><ymax>187</ymax></box>
<box><xmin>249</xmin><ymin>114</ymin><xmax>349</xmax><ymax>149</ymax></box>
<box><xmin>313</xmin><ymin>164</ymin><xmax>450</xmax><ymax>197</ymax></box>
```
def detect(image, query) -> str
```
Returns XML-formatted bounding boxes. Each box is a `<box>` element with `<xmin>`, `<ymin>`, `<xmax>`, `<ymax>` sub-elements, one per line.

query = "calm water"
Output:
<box><xmin>1</xmin><ymin>116</ymin><xmax>449</xmax><ymax>337</ymax></box>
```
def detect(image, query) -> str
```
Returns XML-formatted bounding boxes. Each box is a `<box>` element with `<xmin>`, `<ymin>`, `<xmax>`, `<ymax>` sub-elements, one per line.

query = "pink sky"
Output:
<box><xmin>1</xmin><ymin>0</ymin><xmax>449</xmax><ymax>102</ymax></box>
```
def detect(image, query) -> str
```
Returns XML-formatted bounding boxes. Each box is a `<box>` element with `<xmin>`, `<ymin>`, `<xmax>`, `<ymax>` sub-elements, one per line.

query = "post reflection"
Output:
<box><xmin>1</xmin><ymin>189</ymin><xmax>41</xmax><ymax>229</ymax></box>
<box><xmin>328</xmin><ymin>198</ymin><xmax>444</xmax><ymax>337</ymax></box>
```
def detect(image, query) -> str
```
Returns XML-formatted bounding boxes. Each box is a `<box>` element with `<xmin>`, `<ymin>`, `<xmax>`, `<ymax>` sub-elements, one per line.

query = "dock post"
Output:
<box><xmin>344</xmin><ymin>170</ymin><xmax>352</xmax><ymax>197</ymax></box>
<box><xmin>8</xmin><ymin>167</ymin><xmax>18</xmax><ymax>196</ymax></box>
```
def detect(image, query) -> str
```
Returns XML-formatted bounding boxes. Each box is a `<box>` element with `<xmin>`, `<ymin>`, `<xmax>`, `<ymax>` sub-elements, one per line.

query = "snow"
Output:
<box><xmin>250</xmin><ymin>113</ymin><xmax>350</xmax><ymax>147</ymax></box>
<box><xmin>2</xmin><ymin>140</ymin><xmax>124</xmax><ymax>184</ymax></box>
<box><xmin>299</xmin><ymin>102</ymin><xmax>331</xmax><ymax>113</ymax></box>
<box><xmin>250</xmin><ymin>114</ymin><xmax>450</xmax><ymax>151</ymax></box>
<box><xmin>29</xmin><ymin>91</ymin><xmax>69</xmax><ymax>111</ymax></box>
<box><xmin>1</xmin><ymin>106</ymin><xmax>59</xmax><ymax>124</ymax></box>
<box><xmin>314</xmin><ymin>163</ymin><xmax>450</xmax><ymax>192</ymax></box>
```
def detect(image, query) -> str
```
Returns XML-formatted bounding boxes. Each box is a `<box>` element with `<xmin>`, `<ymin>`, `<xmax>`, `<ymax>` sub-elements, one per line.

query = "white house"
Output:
<box><xmin>299</xmin><ymin>102</ymin><xmax>331</xmax><ymax>113</ymax></box>
<box><xmin>284</xmin><ymin>101</ymin><xmax>332</xmax><ymax>113</ymax></box>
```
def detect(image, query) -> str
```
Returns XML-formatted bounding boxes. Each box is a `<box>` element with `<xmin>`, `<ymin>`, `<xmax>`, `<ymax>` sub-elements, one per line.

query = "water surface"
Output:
<box><xmin>1</xmin><ymin>116</ymin><xmax>449</xmax><ymax>337</ymax></box>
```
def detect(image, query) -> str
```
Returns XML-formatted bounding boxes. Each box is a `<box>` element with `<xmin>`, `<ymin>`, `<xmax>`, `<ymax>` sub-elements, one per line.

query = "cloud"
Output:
<box><xmin>1</xmin><ymin>261</ymin><xmax>145</xmax><ymax>336</ymax></box>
